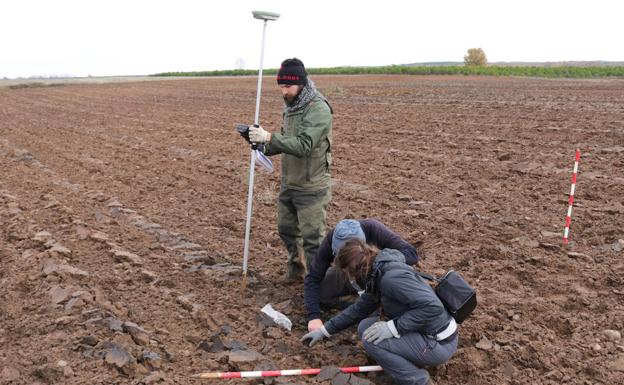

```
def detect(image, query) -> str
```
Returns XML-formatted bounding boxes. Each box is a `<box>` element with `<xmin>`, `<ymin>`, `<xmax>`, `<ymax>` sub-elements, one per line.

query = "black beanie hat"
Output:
<box><xmin>277</xmin><ymin>58</ymin><xmax>307</xmax><ymax>85</ymax></box>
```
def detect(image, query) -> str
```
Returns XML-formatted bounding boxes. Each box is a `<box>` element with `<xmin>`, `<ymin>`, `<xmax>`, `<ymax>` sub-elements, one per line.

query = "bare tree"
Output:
<box><xmin>464</xmin><ymin>48</ymin><xmax>487</xmax><ymax>66</ymax></box>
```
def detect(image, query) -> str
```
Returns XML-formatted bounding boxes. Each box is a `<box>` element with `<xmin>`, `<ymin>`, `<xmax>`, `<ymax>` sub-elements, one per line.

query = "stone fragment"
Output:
<box><xmin>1</xmin><ymin>366</ymin><xmax>20</xmax><ymax>382</ymax></box>
<box><xmin>331</xmin><ymin>372</ymin><xmax>351</xmax><ymax>385</ymax></box>
<box><xmin>123</xmin><ymin>321</ymin><xmax>150</xmax><ymax>346</ymax></box>
<box><xmin>256</xmin><ymin>313</ymin><xmax>277</xmax><ymax>328</ymax></box>
<box><xmin>64</xmin><ymin>297</ymin><xmax>82</xmax><ymax>312</ymax></box>
<box><xmin>142</xmin><ymin>371</ymin><xmax>166</xmax><ymax>384</ymax></box>
<box><xmin>80</xmin><ymin>335</ymin><xmax>99</xmax><ymax>346</ymax></box>
<box><xmin>502</xmin><ymin>361</ymin><xmax>515</xmax><ymax>378</ymax></box>
<box><xmin>33</xmin><ymin>231</ymin><xmax>53</xmax><ymax>243</ymax></box>
<box><xmin>42</xmin><ymin>258</ymin><xmax>89</xmax><ymax>277</ymax></box>
<box><xmin>611</xmin><ymin>355</ymin><xmax>624</xmax><ymax>372</ymax></box>
<box><xmin>198</xmin><ymin>334</ymin><xmax>226</xmax><ymax>353</ymax></box>
<box><xmin>101</xmin><ymin>341</ymin><xmax>136</xmax><ymax>370</ymax></box>
<box><xmin>8</xmin><ymin>202</ymin><xmax>22</xmax><ymax>214</ymax></box>
<box><xmin>32</xmin><ymin>364</ymin><xmax>63</xmax><ymax>383</ymax></box>
<box><xmin>21</xmin><ymin>249</ymin><xmax>37</xmax><ymax>260</ymax></box>
<box><xmin>476</xmin><ymin>337</ymin><xmax>493</xmax><ymax>350</ymax></box>
<box><xmin>55</xmin><ymin>315</ymin><xmax>79</xmax><ymax>325</ymax></box>
<box><xmin>140</xmin><ymin>269</ymin><xmax>158</xmax><ymax>282</ymax></box>
<box><xmin>603</xmin><ymin>329</ymin><xmax>622</xmax><ymax>342</ymax></box>
<box><xmin>56</xmin><ymin>360</ymin><xmax>72</xmax><ymax>377</ymax></box>
<box><xmin>517</xmin><ymin>237</ymin><xmax>539</xmax><ymax>248</ymax></box>
<box><xmin>404</xmin><ymin>210</ymin><xmax>426</xmax><ymax>218</ymax></box>
<box><xmin>274</xmin><ymin>341</ymin><xmax>288</xmax><ymax>354</ymax></box>
<box><xmin>44</xmin><ymin>239</ymin><xmax>57</xmax><ymax>248</ymax></box>
<box><xmin>76</xmin><ymin>226</ymin><xmax>89</xmax><ymax>240</ymax></box>
<box><xmin>262</xmin><ymin>327</ymin><xmax>283</xmax><ymax>339</ymax></box>
<box><xmin>183</xmin><ymin>252</ymin><xmax>216</xmax><ymax>265</ymax></box>
<box><xmin>177</xmin><ymin>294</ymin><xmax>194</xmax><ymax>311</ymax></box>
<box><xmin>226</xmin><ymin>350</ymin><xmax>265</xmax><ymax>371</ymax></box>
<box><xmin>140</xmin><ymin>351</ymin><xmax>162</xmax><ymax>370</ymax></box>
<box><xmin>225</xmin><ymin>340</ymin><xmax>247</xmax><ymax>351</ymax></box>
<box><xmin>567</xmin><ymin>252</ymin><xmax>591</xmax><ymax>261</ymax></box>
<box><xmin>89</xmin><ymin>231</ymin><xmax>109</xmax><ymax>242</ymax></box>
<box><xmin>44</xmin><ymin>201</ymin><xmax>60</xmax><ymax>209</ymax></box>
<box><xmin>538</xmin><ymin>242</ymin><xmax>559</xmax><ymax>250</ymax></box>
<box><xmin>317</xmin><ymin>366</ymin><xmax>341</xmax><ymax>381</ymax></box>
<box><xmin>103</xmin><ymin>317</ymin><xmax>124</xmax><ymax>332</ymax></box>
<box><xmin>349</xmin><ymin>374</ymin><xmax>374</xmax><ymax>385</ymax></box>
<box><xmin>112</xmin><ymin>250</ymin><xmax>143</xmax><ymax>265</ymax></box>
<box><xmin>49</xmin><ymin>285</ymin><xmax>74</xmax><ymax>304</ymax></box>
<box><xmin>171</xmin><ymin>241</ymin><xmax>202</xmax><ymax>250</ymax></box>
<box><xmin>62</xmin><ymin>366</ymin><xmax>74</xmax><ymax>377</ymax></box>
<box><xmin>48</xmin><ymin>243</ymin><xmax>72</xmax><ymax>257</ymax></box>
<box><xmin>107</xmin><ymin>199</ymin><xmax>123</xmax><ymax>207</ymax></box>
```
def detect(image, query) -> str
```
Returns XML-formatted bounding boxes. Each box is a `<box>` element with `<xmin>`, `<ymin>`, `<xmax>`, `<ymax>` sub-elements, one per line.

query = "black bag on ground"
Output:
<box><xmin>416</xmin><ymin>269</ymin><xmax>477</xmax><ymax>324</ymax></box>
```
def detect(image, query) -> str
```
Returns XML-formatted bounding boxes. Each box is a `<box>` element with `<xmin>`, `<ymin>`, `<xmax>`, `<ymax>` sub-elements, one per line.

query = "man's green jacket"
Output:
<box><xmin>264</xmin><ymin>95</ymin><xmax>332</xmax><ymax>191</ymax></box>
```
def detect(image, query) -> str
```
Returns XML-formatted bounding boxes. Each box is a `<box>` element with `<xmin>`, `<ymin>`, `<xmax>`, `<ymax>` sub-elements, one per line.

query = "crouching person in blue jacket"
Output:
<box><xmin>301</xmin><ymin>239</ymin><xmax>458</xmax><ymax>385</ymax></box>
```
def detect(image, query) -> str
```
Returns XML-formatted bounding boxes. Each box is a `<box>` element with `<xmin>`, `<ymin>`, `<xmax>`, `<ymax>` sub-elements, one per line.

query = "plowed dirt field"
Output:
<box><xmin>1</xmin><ymin>75</ymin><xmax>623</xmax><ymax>385</ymax></box>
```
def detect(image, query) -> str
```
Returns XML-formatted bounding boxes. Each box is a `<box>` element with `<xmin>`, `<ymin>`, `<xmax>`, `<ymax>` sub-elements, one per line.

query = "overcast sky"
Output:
<box><xmin>2</xmin><ymin>0</ymin><xmax>622</xmax><ymax>78</ymax></box>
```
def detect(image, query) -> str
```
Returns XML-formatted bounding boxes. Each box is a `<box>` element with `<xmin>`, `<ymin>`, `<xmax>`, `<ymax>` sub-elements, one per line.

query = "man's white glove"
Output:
<box><xmin>249</xmin><ymin>125</ymin><xmax>271</xmax><ymax>143</ymax></box>
<box><xmin>301</xmin><ymin>325</ymin><xmax>331</xmax><ymax>347</ymax></box>
<box><xmin>363</xmin><ymin>321</ymin><xmax>398</xmax><ymax>345</ymax></box>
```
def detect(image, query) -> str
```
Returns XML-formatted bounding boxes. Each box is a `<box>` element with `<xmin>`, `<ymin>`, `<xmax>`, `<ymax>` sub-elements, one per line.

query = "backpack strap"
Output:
<box><xmin>374</xmin><ymin>263</ymin><xmax>439</xmax><ymax>286</ymax></box>
<box><xmin>413</xmin><ymin>270</ymin><xmax>439</xmax><ymax>282</ymax></box>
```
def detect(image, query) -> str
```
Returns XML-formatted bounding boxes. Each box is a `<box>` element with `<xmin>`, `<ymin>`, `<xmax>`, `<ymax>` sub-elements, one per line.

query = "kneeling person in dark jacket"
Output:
<box><xmin>301</xmin><ymin>239</ymin><xmax>458</xmax><ymax>385</ymax></box>
<box><xmin>305</xmin><ymin>219</ymin><xmax>420</xmax><ymax>332</ymax></box>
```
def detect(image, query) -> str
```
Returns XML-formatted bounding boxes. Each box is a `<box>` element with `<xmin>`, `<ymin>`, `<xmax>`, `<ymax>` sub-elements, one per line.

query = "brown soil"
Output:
<box><xmin>1</xmin><ymin>75</ymin><xmax>623</xmax><ymax>385</ymax></box>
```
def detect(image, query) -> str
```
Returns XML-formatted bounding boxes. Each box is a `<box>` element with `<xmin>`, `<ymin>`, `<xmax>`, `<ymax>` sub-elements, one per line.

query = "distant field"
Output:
<box><xmin>0</xmin><ymin>76</ymin><xmax>207</xmax><ymax>88</ymax></box>
<box><xmin>153</xmin><ymin>65</ymin><xmax>624</xmax><ymax>78</ymax></box>
<box><xmin>4</xmin><ymin>66</ymin><xmax>622</xmax><ymax>88</ymax></box>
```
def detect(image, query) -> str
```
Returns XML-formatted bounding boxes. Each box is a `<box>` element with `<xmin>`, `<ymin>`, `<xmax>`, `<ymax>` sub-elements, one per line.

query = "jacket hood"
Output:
<box><xmin>374</xmin><ymin>248</ymin><xmax>406</xmax><ymax>265</ymax></box>
<box><xmin>364</xmin><ymin>248</ymin><xmax>408</xmax><ymax>296</ymax></box>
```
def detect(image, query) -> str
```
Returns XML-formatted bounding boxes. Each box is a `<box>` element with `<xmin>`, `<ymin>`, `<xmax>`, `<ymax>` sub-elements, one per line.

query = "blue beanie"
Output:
<box><xmin>332</xmin><ymin>219</ymin><xmax>366</xmax><ymax>256</ymax></box>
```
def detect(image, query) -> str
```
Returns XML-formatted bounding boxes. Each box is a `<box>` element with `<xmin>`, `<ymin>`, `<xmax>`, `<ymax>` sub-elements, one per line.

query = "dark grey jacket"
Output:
<box><xmin>304</xmin><ymin>219</ymin><xmax>419</xmax><ymax>321</ymax></box>
<box><xmin>324</xmin><ymin>249</ymin><xmax>452</xmax><ymax>336</ymax></box>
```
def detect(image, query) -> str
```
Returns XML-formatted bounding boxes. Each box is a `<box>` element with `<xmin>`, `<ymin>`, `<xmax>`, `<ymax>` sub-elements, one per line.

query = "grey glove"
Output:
<box><xmin>363</xmin><ymin>321</ymin><xmax>396</xmax><ymax>345</ymax></box>
<box><xmin>301</xmin><ymin>325</ymin><xmax>331</xmax><ymax>347</ymax></box>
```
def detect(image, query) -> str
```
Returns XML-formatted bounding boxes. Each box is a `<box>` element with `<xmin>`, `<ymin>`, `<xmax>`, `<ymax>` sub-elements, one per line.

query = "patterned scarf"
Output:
<box><xmin>286</xmin><ymin>79</ymin><xmax>326</xmax><ymax>113</ymax></box>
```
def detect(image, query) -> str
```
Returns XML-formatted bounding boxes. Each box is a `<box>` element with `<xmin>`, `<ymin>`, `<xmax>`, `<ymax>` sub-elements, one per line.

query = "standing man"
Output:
<box><xmin>248</xmin><ymin>58</ymin><xmax>333</xmax><ymax>282</ymax></box>
<box><xmin>304</xmin><ymin>219</ymin><xmax>420</xmax><ymax>332</ymax></box>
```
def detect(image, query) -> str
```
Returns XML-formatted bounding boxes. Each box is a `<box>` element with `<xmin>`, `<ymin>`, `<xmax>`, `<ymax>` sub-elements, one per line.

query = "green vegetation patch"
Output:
<box><xmin>152</xmin><ymin>66</ymin><xmax>624</xmax><ymax>79</ymax></box>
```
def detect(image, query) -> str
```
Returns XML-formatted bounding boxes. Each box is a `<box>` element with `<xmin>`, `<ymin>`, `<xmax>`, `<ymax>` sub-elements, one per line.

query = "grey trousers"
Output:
<box><xmin>357</xmin><ymin>317</ymin><xmax>458</xmax><ymax>385</ymax></box>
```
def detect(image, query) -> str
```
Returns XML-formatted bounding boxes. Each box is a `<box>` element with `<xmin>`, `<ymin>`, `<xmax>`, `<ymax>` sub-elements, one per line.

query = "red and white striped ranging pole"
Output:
<box><xmin>563</xmin><ymin>149</ymin><xmax>581</xmax><ymax>245</ymax></box>
<box><xmin>192</xmin><ymin>365</ymin><xmax>383</xmax><ymax>379</ymax></box>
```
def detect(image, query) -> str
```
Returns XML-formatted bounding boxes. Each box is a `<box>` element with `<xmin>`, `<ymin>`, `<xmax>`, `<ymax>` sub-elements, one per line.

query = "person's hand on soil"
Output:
<box><xmin>249</xmin><ymin>125</ymin><xmax>271</xmax><ymax>143</ymax></box>
<box><xmin>363</xmin><ymin>321</ymin><xmax>395</xmax><ymax>345</ymax></box>
<box><xmin>308</xmin><ymin>318</ymin><xmax>324</xmax><ymax>332</ymax></box>
<box><xmin>301</xmin><ymin>325</ymin><xmax>331</xmax><ymax>347</ymax></box>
